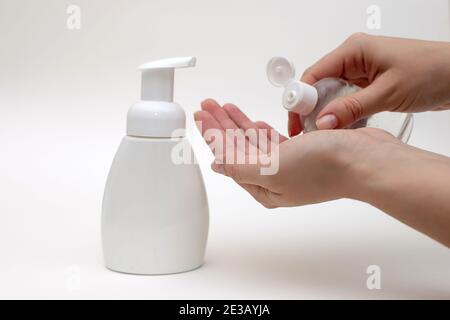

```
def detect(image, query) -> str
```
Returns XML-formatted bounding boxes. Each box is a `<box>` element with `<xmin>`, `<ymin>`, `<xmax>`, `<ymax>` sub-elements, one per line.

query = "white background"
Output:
<box><xmin>0</xmin><ymin>0</ymin><xmax>449</xmax><ymax>299</ymax></box>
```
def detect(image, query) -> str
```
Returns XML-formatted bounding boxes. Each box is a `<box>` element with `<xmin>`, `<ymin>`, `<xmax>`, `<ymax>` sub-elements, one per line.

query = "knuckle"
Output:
<box><xmin>262</xmin><ymin>203</ymin><xmax>277</xmax><ymax>209</ymax></box>
<box><xmin>347</xmin><ymin>32</ymin><xmax>368</xmax><ymax>43</ymax></box>
<box><xmin>303</xmin><ymin>66</ymin><xmax>313</xmax><ymax>76</ymax></box>
<box><xmin>224</xmin><ymin>165</ymin><xmax>240</xmax><ymax>182</ymax></box>
<box><xmin>256</xmin><ymin>121</ymin><xmax>268</xmax><ymax>127</ymax></box>
<box><xmin>260</xmin><ymin>189</ymin><xmax>278</xmax><ymax>209</ymax></box>
<box><xmin>342</xmin><ymin>96</ymin><xmax>364</xmax><ymax>122</ymax></box>
<box><xmin>251</xmin><ymin>187</ymin><xmax>274</xmax><ymax>208</ymax></box>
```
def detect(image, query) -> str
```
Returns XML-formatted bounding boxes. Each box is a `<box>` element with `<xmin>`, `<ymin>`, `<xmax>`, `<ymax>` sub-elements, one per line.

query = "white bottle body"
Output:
<box><xmin>102</xmin><ymin>136</ymin><xmax>209</xmax><ymax>275</ymax></box>
<box><xmin>302</xmin><ymin>78</ymin><xmax>414</xmax><ymax>143</ymax></box>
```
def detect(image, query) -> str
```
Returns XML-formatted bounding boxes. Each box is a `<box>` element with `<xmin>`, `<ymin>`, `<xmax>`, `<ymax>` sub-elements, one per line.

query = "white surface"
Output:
<box><xmin>0</xmin><ymin>0</ymin><xmax>449</xmax><ymax>299</ymax></box>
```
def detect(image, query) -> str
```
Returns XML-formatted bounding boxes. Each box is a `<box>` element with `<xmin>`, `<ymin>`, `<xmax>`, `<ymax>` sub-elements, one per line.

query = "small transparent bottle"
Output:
<box><xmin>267</xmin><ymin>57</ymin><xmax>413</xmax><ymax>142</ymax></box>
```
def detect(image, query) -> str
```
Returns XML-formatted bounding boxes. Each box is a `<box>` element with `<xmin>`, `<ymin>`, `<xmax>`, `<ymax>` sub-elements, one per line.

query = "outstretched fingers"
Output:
<box><xmin>201</xmin><ymin>99</ymin><xmax>240</xmax><ymax>131</ymax></box>
<box><xmin>223</xmin><ymin>103</ymin><xmax>286</xmax><ymax>152</ymax></box>
<box><xmin>255</xmin><ymin>120</ymin><xmax>288</xmax><ymax>144</ymax></box>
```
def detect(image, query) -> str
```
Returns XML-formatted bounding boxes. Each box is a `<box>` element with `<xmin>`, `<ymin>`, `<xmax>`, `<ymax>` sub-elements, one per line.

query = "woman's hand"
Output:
<box><xmin>194</xmin><ymin>99</ymin><xmax>404</xmax><ymax>208</ymax></box>
<box><xmin>289</xmin><ymin>33</ymin><xmax>450</xmax><ymax>136</ymax></box>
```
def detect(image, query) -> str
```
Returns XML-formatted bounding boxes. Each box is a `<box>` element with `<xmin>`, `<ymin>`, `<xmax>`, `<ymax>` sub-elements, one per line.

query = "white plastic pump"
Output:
<box><xmin>127</xmin><ymin>57</ymin><xmax>196</xmax><ymax>138</ymax></box>
<box><xmin>139</xmin><ymin>56</ymin><xmax>196</xmax><ymax>102</ymax></box>
<box><xmin>102</xmin><ymin>57</ymin><xmax>209</xmax><ymax>275</ymax></box>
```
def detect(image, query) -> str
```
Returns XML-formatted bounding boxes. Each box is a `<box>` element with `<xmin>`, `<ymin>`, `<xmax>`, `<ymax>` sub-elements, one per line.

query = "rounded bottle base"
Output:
<box><xmin>104</xmin><ymin>261</ymin><xmax>204</xmax><ymax>276</ymax></box>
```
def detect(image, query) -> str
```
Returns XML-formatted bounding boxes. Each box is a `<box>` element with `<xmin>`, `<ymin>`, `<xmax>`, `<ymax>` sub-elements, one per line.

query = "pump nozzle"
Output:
<box><xmin>126</xmin><ymin>57</ymin><xmax>197</xmax><ymax>138</ymax></box>
<box><xmin>139</xmin><ymin>57</ymin><xmax>196</xmax><ymax>102</ymax></box>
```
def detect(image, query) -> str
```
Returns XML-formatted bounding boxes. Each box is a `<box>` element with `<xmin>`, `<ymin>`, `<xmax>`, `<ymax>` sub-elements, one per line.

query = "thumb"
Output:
<box><xmin>316</xmin><ymin>81</ymin><xmax>388</xmax><ymax>129</ymax></box>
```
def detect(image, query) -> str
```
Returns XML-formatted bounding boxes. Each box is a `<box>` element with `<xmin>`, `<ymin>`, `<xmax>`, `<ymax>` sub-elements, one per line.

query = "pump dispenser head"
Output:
<box><xmin>127</xmin><ymin>57</ymin><xmax>196</xmax><ymax>138</ymax></box>
<box><xmin>139</xmin><ymin>57</ymin><xmax>196</xmax><ymax>102</ymax></box>
<box><xmin>267</xmin><ymin>56</ymin><xmax>318</xmax><ymax>116</ymax></box>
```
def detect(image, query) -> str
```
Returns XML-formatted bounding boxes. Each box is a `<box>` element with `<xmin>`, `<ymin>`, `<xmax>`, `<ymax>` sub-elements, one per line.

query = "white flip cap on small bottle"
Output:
<box><xmin>127</xmin><ymin>57</ymin><xmax>196</xmax><ymax>138</ymax></box>
<box><xmin>267</xmin><ymin>56</ymin><xmax>318</xmax><ymax>116</ymax></box>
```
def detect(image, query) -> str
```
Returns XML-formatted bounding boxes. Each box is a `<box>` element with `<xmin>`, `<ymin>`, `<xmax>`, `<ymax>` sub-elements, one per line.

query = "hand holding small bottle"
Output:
<box><xmin>289</xmin><ymin>33</ymin><xmax>450</xmax><ymax>135</ymax></box>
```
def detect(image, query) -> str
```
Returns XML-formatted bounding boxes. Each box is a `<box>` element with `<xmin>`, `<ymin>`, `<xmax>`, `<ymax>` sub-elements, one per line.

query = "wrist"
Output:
<box><xmin>427</xmin><ymin>41</ymin><xmax>450</xmax><ymax>109</ymax></box>
<box><xmin>346</xmin><ymin>139</ymin><xmax>447</xmax><ymax>207</ymax></box>
<box><xmin>343</xmin><ymin>137</ymin><xmax>410</xmax><ymax>204</ymax></box>
<box><xmin>346</xmin><ymin>140</ymin><xmax>450</xmax><ymax>246</ymax></box>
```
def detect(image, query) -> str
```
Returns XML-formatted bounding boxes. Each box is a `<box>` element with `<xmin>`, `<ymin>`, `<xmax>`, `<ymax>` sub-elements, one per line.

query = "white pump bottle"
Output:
<box><xmin>102</xmin><ymin>57</ymin><xmax>209</xmax><ymax>275</ymax></box>
<box><xmin>267</xmin><ymin>57</ymin><xmax>414</xmax><ymax>142</ymax></box>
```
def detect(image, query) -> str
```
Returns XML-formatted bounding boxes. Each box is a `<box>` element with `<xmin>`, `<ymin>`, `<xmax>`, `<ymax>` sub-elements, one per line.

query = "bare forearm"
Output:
<box><xmin>351</xmin><ymin>144</ymin><xmax>450</xmax><ymax>247</ymax></box>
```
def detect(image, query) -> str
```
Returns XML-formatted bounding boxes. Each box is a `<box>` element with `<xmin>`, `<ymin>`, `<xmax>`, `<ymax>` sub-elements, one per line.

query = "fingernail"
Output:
<box><xmin>201</xmin><ymin>98</ymin><xmax>213</xmax><ymax>105</ymax></box>
<box><xmin>316</xmin><ymin>114</ymin><xmax>338</xmax><ymax>130</ymax></box>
